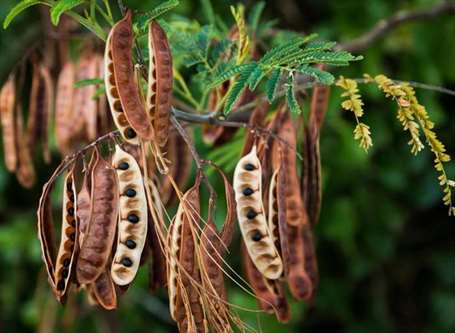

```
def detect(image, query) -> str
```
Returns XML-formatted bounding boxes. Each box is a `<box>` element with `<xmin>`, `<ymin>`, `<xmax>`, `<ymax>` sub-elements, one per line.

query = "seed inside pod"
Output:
<box><xmin>67</xmin><ymin>207</ymin><xmax>74</xmax><ymax>216</ymax></box>
<box><xmin>62</xmin><ymin>269</ymin><xmax>69</xmax><ymax>278</ymax></box>
<box><xmin>243</xmin><ymin>188</ymin><xmax>254</xmax><ymax>196</ymax></box>
<box><xmin>125</xmin><ymin>128</ymin><xmax>137</xmax><ymax>139</ymax></box>
<box><xmin>244</xmin><ymin>163</ymin><xmax>255</xmax><ymax>171</ymax></box>
<box><xmin>252</xmin><ymin>232</ymin><xmax>262</xmax><ymax>242</ymax></box>
<box><xmin>118</xmin><ymin>162</ymin><xmax>129</xmax><ymax>170</ymax></box>
<box><xmin>126</xmin><ymin>239</ymin><xmax>136</xmax><ymax>249</ymax></box>
<box><xmin>247</xmin><ymin>209</ymin><xmax>257</xmax><ymax>219</ymax></box>
<box><xmin>121</xmin><ymin>257</ymin><xmax>133</xmax><ymax>267</ymax></box>
<box><xmin>57</xmin><ymin>280</ymin><xmax>65</xmax><ymax>290</ymax></box>
<box><xmin>63</xmin><ymin>258</ymin><xmax>70</xmax><ymax>267</ymax></box>
<box><xmin>127</xmin><ymin>213</ymin><xmax>139</xmax><ymax>223</ymax></box>
<box><xmin>125</xmin><ymin>188</ymin><xmax>136</xmax><ymax>197</ymax></box>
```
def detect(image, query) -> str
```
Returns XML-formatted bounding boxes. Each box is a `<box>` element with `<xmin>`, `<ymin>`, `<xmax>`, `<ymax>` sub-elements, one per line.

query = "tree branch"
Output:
<box><xmin>339</xmin><ymin>1</ymin><xmax>455</xmax><ymax>52</ymax></box>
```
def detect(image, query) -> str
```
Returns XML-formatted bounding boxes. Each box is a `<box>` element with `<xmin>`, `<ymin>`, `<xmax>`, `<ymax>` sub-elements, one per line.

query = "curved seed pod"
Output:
<box><xmin>104</xmin><ymin>18</ymin><xmax>139</xmax><ymax>145</ymax></box>
<box><xmin>77</xmin><ymin>171</ymin><xmax>91</xmax><ymax>248</ymax></box>
<box><xmin>0</xmin><ymin>75</ymin><xmax>17</xmax><ymax>172</ymax></box>
<box><xmin>37</xmin><ymin>174</ymin><xmax>57</xmax><ymax>291</ymax></box>
<box><xmin>168</xmin><ymin>174</ymin><xmax>207</xmax><ymax>332</ymax></box>
<box><xmin>242</xmin><ymin>244</ymin><xmax>290</xmax><ymax>323</ymax></box>
<box><xmin>233</xmin><ymin>146</ymin><xmax>283</xmax><ymax>280</ymax></box>
<box><xmin>28</xmin><ymin>65</ymin><xmax>53</xmax><ymax>163</ymax></box>
<box><xmin>200</xmin><ymin>168</ymin><xmax>236</xmax><ymax>332</ymax></box>
<box><xmin>111</xmin><ymin>11</ymin><xmax>154</xmax><ymax>141</ymax></box>
<box><xmin>96</xmin><ymin>54</ymin><xmax>112</xmax><ymax>137</ymax></box>
<box><xmin>55</xmin><ymin>62</ymin><xmax>75</xmax><ymax>153</ymax></box>
<box><xmin>147</xmin><ymin>20</ymin><xmax>173</xmax><ymax>147</ymax></box>
<box><xmin>309</xmin><ymin>85</ymin><xmax>330</xmax><ymax>132</ymax></box>
<box><xmin>111</xmin><ymin>145</ymin><xmax>148</xmax><ymax>286</ymax></box>
<box><xmin>161</xmin><ymin>127</ymin><xmax>192</xmax><ymax>205</ymax></box>
<box><xmin>54</xmin><ymin>168</ymin><xmax>78</xmax><ymax>301</ymax></box>
<box><xmin>77</xmin><ymin>149</ymin><xmax>119</xmax><ymax>284</ymax></box>
<box><xmin>241</xmin><ymin>101</ymin><xmax>268</xmax><ymax>157</ymax></box>
<box><xmin>302</xmin><ymin>224</ymin><xmax>318</xmax><ymax>296</ymax></box>
<box><xmin>92</xmin><ymin>269</ymin><xmax>117</xmax><ymax>310</ymax></box>
<box><xmin>15</xmin><ymin>104</ymin><xmax>36</xmax><ymax>188</ymax></box>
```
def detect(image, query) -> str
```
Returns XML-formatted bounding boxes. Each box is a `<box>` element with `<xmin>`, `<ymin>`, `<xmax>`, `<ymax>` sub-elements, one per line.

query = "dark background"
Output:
<box><xmin>1</xmin><ymin>0</ymin><xmax>455</xmax><ymax>332</ymax></box>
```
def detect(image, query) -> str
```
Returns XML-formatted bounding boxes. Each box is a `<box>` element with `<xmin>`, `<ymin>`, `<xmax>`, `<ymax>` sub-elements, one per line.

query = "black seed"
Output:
<box><xmin>244</xmin><ymin>163</ymin><xmax>255</xmax><ymax>171</ymax></box>
<box><xmin>251</xmin><ymin>232</ymin><xmax>262</xmax><ymax>242</ymax></box>
<box><xmin>62</xmin><ymin>269</ymin><xmax>69</xmax><ymax>278</ymax></box>
<box><xmin>128</xmin><ymin>214</ymin><xmax>139</xmax><ymax>223</ymax></box>
<box><xmin>246</xmin><ymin>209</ymin><xmax>257</xmax><ymax>219</ymax></box>
<box><xmin>57</xmin><ymin>280</ymin><xmax>65</xmax><ymax>291</ymax></box>
<box><xmin>126</xmin><ymin>239</ymin><xmax>136</xmax><ymax>249</ymax></box>
<box><xmin>243</xmin><ymin>187</ymin><xmax>254</xmax><ymax>196</ymax></box>
<box><xmin>68</xmin><ymin>193</ymin><xmax>74</xmax><ymax>202</ymax></box>
<box><xmin>122</xmin><ymin>257</ymin><xmax>133</xmax><ymax>267</ymax></box>
<box><xmin>69</xmin><ymin>233</ymin><xmax>75</xmax><ymax>241</ymax></box>
<box><xmin>69</xmin><ymin>219</ymin><xmax>76</xmax><ymax>227</ymax></box>
<box><xmin>66</xmin><ymin>182</ymin><xmax>72</xmax><ymax>191</ymax></box>
<box><xmin>125</xmin><ymin>188</ymin><xmax>136</xmax><ymax>197</ymax></box>
<box><xmin>63</xmin><ymin>258</ymin><xmax>70</xmax><ymax>267</ymax></box>
<box><xmin>118</xmin><ymin>162</ymin><xmax>129</xmax><ymax>170</ymax></box>
<box><xmin>126</xmin><ymin>128</ymin><xmax>137</xmax><ymax>139</ymax></box>
<box><xmin>67</xmin><ymin>207</ymin><xmax>74</xmax><ymax>216</ymax></box>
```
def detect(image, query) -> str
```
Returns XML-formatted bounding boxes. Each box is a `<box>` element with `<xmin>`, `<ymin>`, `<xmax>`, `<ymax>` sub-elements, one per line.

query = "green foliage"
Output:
<box><xmin>247</xmin><ymin>1</ymin><xmax>265</xmax><ymax>35</ymax></box>
<box><xmin>266</xmin><ymin>68</ymin><xmax>281</xmax><ymax>102</ymax></box>
<box><xmin>285</xmin><ymin>75</ymin><xmax>302</xmax><ymax>114</ymax></box>
<box><xmin>73</xmin><ymin>77</ymin><xmax>103</xmax><ymax>88</ymax></box>
<box><xmin>50</xmin><ymin>0</ymin><xmax>85</xmax><ymax>25</ymax></box>
<box><xmin>3</xmin><ymin>0</ymin><xmax>43</xmax><ymax>29</ymax></box>
<box><xmin>135</xmin><ymin>0</ymin><xmax>179</xmax><ymax>34</ymax></box>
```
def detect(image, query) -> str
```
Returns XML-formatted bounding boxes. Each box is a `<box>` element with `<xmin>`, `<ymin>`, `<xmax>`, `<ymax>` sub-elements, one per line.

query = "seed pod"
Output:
<box><xmin>54</xmin><ymin>167</ymin><xmax>78</xmax><ymax>301</ymax></box>
<box><xmin>167</xmin><ymin>174</ymin><xmax>206</xmax><ymax>332</ymax></box>
<box><xmin>242</xmin><ymin>244</ymin><xmax>290</xmax><ymax>323</ymax></box>
<box><xmin>74</xmin><ymin>51</ymin><xmax>98</xmax><ymax>142</ymax></box>
<box><xmin>147</xmin><ymin>20</ymin><xmax>173</xmax><ymax>147</ymax></box>
<box><xmin>96</xmin><ymin>54</ymin><xmax>112</xmax><ymax>137</ymax></box>
<box><xmin>233</xmin><ymin>146</ymin><xmax>283</xmax><ymax>280</ymax></box>
<box><xmin>77</xmin><ymin>149</ymin><xmax>119</xmax><ymax>284</ymax></box>
<box><xmin>302</xmin><ymin>224</ymin><xmax>319</xmax><ymax>295</ymax></box>
<box><xmin>91</xmin><ymin>269</ymin><xmax>117</xmax><ymax>310</ymax></box>
<box><xmin>55</xmin><ymin>62</ymin><xmax>75</xmax><ymax>154</ymax></box>
<box><xmin>77</xmin><ymin>160</ymin><xmax>93</xmax><ymax>248</ymax></box>
<box><xmin>28</xmin><ymin>64</ymin><xmax>53</xmax><ymax>164</ymax></box>
<box><xmin>0</xmin><ymin>75</ymin><xmax>17</xmax><ymax>172</ymax></box>
<box><xmin>110</xmin><ymin>11</ymin><xmax>154</xmax><ymax>141</ymax></box>
<box><xmin>15</xmin><ymin>103</ymin><xmax>36</xmax><ymax>188</ymax></box>
<box><xmin>111</xmin><ymin>145</ymin><xmax>148</xmax><ymax>286</ymax></box>
<box><xmin>161</xmin><ymin>127</ymin><xmax>192</xmax><ymax>205</ymax></box>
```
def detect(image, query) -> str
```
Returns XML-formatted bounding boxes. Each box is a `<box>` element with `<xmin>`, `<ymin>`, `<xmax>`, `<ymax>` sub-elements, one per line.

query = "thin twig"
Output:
<box><xmin>339</xmin><ymin>1</ymin><xmax>455</xmax><ymax>52</ymax></box>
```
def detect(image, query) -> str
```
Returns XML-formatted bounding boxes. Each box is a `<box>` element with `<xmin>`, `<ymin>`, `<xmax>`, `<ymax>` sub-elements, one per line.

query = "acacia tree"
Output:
<box><xmin>1</xmin><ymin>0</ymin><xmax>455</xmax><ymax>332</ymax></box>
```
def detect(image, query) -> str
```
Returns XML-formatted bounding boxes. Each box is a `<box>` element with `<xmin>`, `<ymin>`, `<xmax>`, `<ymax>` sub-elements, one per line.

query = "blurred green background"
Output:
<box><xmin>1</xmin><ymin>0</ymin><xmax>455</xmax><ymax>332</ymax></box>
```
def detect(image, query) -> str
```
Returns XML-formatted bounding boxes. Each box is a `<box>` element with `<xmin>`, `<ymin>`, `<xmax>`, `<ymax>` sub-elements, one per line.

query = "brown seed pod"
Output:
<box><xmin>74</xmin><ymin>51</ymin><xmax>98</xmax><ymax>142</ymax></box>
<box><xmin>54</xmin><ymin>167</ymin><xmax>78</xmax><ymax>301</ymax></box>
<box><xmin>302</xmin><ymin>223</ymin><xmax>319</xmax><ymax>295</ymax></box>
<box><xmin>233</xmin><ymin>146</ymin><xmax>283</xmax><ymax>280</ymax></box>
<box><xmin>77</xmin><ymin>151</ymin><xmax>96</xmax><ymax>248</ymax></box>
<box><xmin>200</xmin><ymin>168</ymin><xmax>235</xmax><ymax>332</ymax></box>
<box><xmin>76</xmin><ymin>149</ymin><xmax>119</xmax><ymax>284</ymax></box>
<box><xmin>96</xmin><ymin>54</ymin><xmax>112</xmax><ymax>137</ymax></box>
<box><xmin>55</xmin><ymin>62</ymin><xmax>75</xmax><ymax>154</ymax></box>
<box><xmin>0</xmin><ymin>75</ymin><xmax>17</xmax><ymax>172</ymax></box>
<box><xmin>161</xmin><ymin>126</ymin><xmax>193</xmax><ymax>205</ymax></box>
<box><xmin>28</xmin><ymin>64</ymin><xmax>53</xmax><ymax>164</ymax></box>
<box><xmin>15</xmin><ymin>103</ymin><xmax>36</xmax><ymax>188</ymax></box>
<box><xmin>167</xmin><ymin>174</ymin><xmax>207</xmax><ymax>332</ymax></box>
<box><xmin>110</xmin><ymin>11</ymin><xmax>154</xmax><ymax>141</ymax></box>
<box><xmin>91</xmin><ymin>269</ymin><xmax>118</xmax><ymax>310</ymax></box>
<box><xmin>147</xmin><ymin>20</ymin><xmax>173</xmax><ymax>148</ymax></box>
<box><xmin>111</xmin><ymin>145</ymin><xmax>148</xmax><ymax>286</ymax></box>
<box><xmin>242</xmin><ymin>244</ymin><xmax>290</xmax><ymax>323</ymax></box>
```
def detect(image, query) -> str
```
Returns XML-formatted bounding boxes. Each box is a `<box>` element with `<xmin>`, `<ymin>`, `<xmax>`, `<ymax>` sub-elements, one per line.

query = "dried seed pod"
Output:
<box><xmin>147</xmin><ymin>20</ymin><xmax>173</xmax><ymax>147</ymax></box>
<box><xmin>74</xmin><ymin>51</ymin><xmax>98</xmax><ymax>142</ymax></box>
<box><xmin>15</xmin><ymin>103</ymin><xmax>36</xmax><ymax>188</ymax></box>
<box><xmin>77</xmin><ymin>149</ymin><xmax>119</xmax><ymax>284</ymax></box>
<box><xmin>242</xmin><ymin>244</ymin><xmax>290</xmax><ymax>323</ymax></box>
<box><xmin>110</xmin><ymin>11</ymin><xmax>154</xmax><ymax>141</ymax></box>
<box><xmin>28</xmin><ymin>64</ymin><xmax>53</xmax><ymax>163</ymax></box>
<box><xmin>161</xmin><ymin>127</ymin><xmax>192</xmax><ymax>205</ymax></box>
<box><xmin>302</xmin><ymin>224</ymin><xmax>319</xmax><ymax>295</ymax></box>
<box><xmin>96</xmin><ymin>54</ymin><xmax>112</xmax><ymax>137</ymax></box>
<box><xmin>91</xmin><ymin>269</ymin><xmax>117</xmax><ymax>310</ymax></box>
<box><xmin>233</xmin><ymin>146</ymin><xmax>283</xmax><ymax>280</ymax></box>
<box><xmin>55</xmin><ymin>62</ymin><xmax>75</xmax><ymax>153</ymax></box>
<box><xmin>167</xmin><ymin>174</ymin><xmax>206</xmax><ymax>332</ymax></box>
<box><xmin>54</xmin><ymin>168</ymin><xmax>78</xmax><ymax>301</ymax></box>
<box><xmin>77</xmin><ymin>164</ymin><xmax>92</xmax><ymax>248</ymax></box>
<box><xmin>111</xmin><ymin>145</ymin><xmax>148</xmax><ymax>286</ymax></box>
<box><xmin>0</xmin><ymin>75</ymin><xmax>17</xmax><ymax>172</ymax></box>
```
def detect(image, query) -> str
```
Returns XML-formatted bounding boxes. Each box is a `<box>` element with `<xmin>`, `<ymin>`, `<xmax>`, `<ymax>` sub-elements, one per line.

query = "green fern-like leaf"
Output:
<box><xmin>51</xmin><ymin>0</ymin><xmax>85</xmax><ymax>26</ymax></box>
<box><xmin>299</xmin><ymin>66</ymin><xmax>334</xmax><ymax>85</ymax></box>
<box><xmin>248</xmin><ymin>1</ymin><xmax>266</xmax><ymax>35</ymax></box>
<box><xmin>135</xmin><ymin>0</ymin><xmax>179</xmax><ymax>34</ymax></box>
<box><xmin>247</xmin><ymin>66</ymin><xmax>264</xmax><ymax>90</ymax></box>
<box><xmin>200</xmin><ymin>0</ymin><xmax>215</xmax><ymax>25</ymax></box>
<box><xmin>286</xmin><ymin>77</ymin><xmax>302</xmax><ymax>114</ymax></box>
<box><xmin>3</xmin><ymin>0</ymin><xmax>42</xmax><ymax>29</ymax></box>
<box><xmin>266</xmin><ymin>69</ymin><xmax>281</xmax><ymax>103</ymax></box>
<box><xmin>209</xmin><ymin>63</ymin><xmax>256</xmax><ymax>88</ymax></box>
<box><xmin>74</xmin><ymin>78</ymin><xmax>104</xmax><ymax>88</ymax></box>
<box><xmin>223</xmin><ymin>64</ymin><xmax>256</xmax><ymax>115</ymax></box>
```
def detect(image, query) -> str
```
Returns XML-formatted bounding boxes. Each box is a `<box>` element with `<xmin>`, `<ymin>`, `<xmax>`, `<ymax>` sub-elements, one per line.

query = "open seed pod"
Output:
<box><xmin>111</xmin><ymin>145</ymin><xmax>148</xmax><ymax>286</ymax></box>
<box><xmin>0</xmin><ymin>75</ymin><xmax>17</xmax><ymax>172</ymax></box>
<box><xmin>233</xmin><ymin>146</ymin><xmax>283</xmax><ymax>280</ymax></box>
